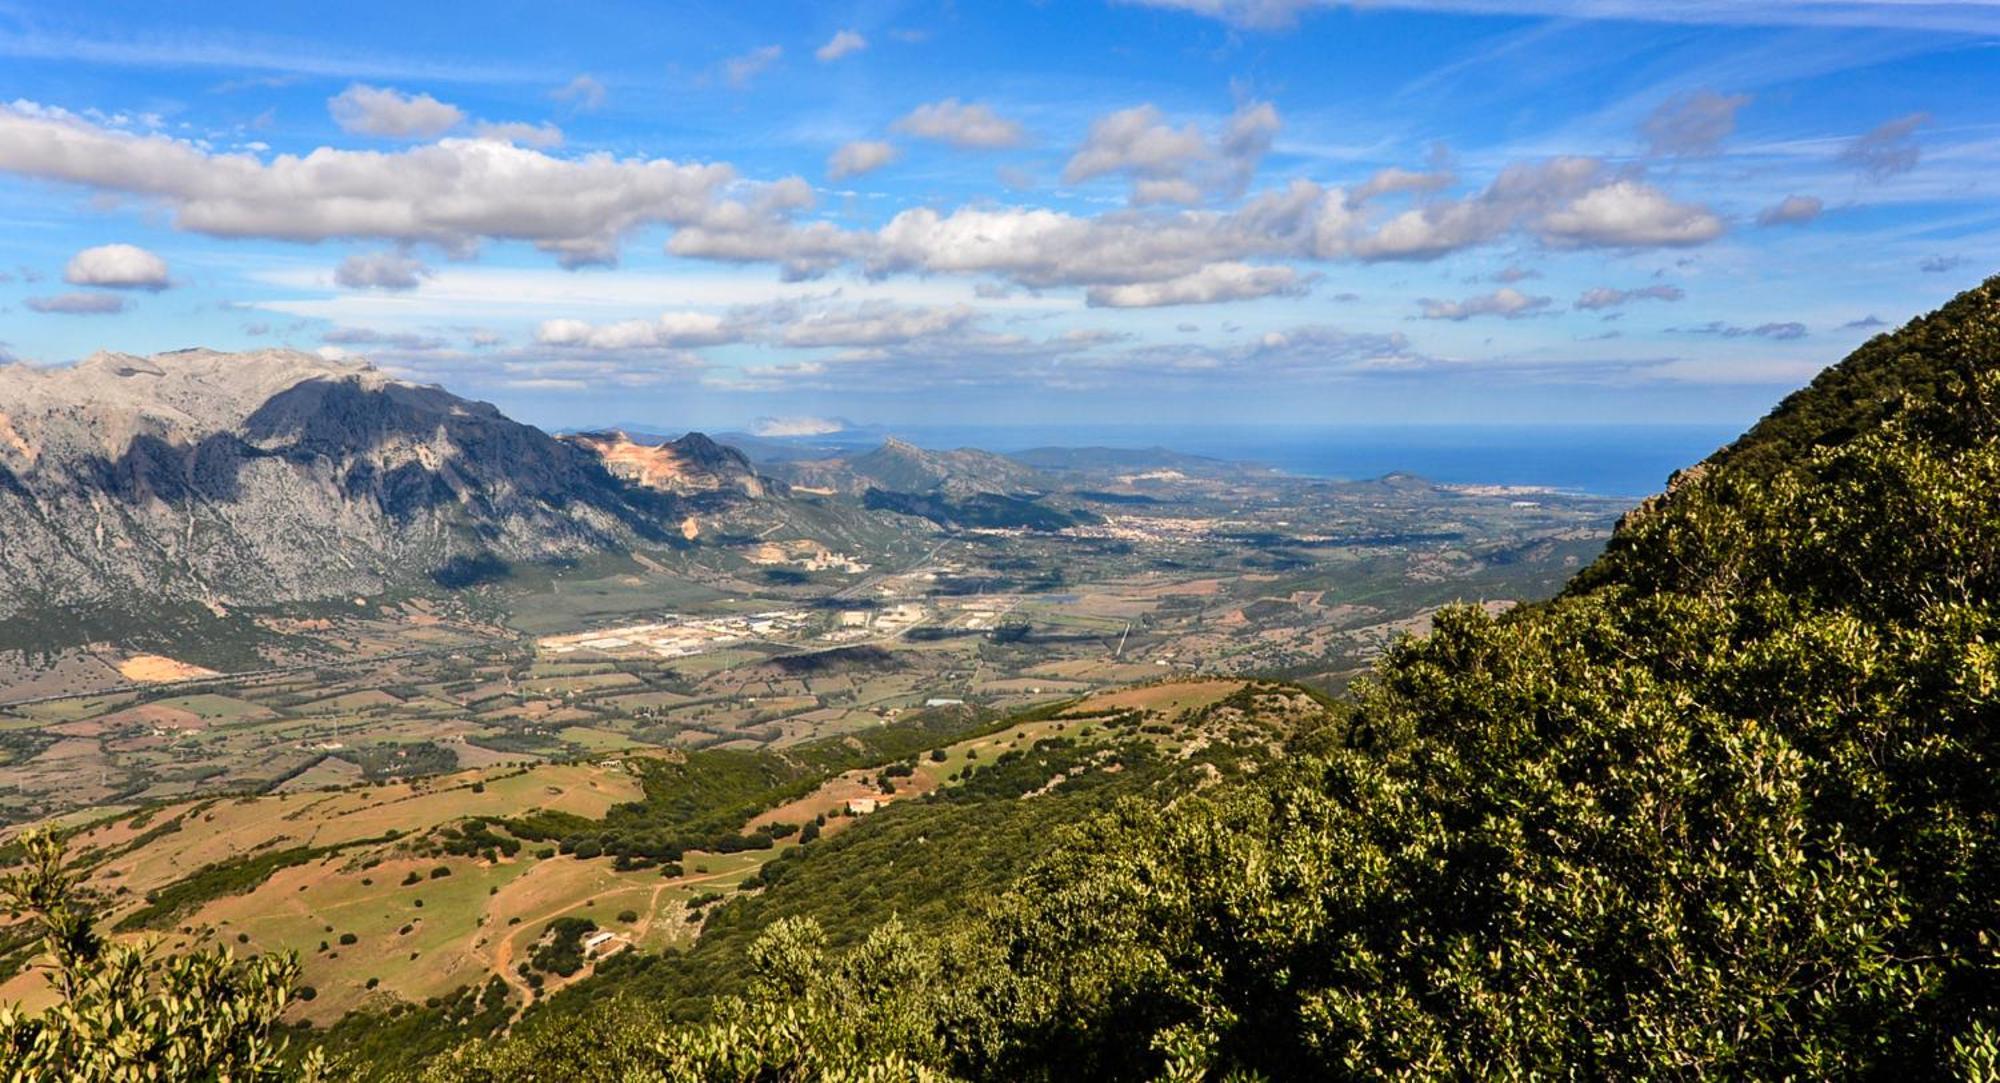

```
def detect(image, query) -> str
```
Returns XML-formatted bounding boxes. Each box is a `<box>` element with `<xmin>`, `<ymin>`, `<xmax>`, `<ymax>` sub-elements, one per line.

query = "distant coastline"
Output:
<box><xmin>737</xmin><ymin>423</ymin><xmax>1746</xmax><ymax>500</ymax></box>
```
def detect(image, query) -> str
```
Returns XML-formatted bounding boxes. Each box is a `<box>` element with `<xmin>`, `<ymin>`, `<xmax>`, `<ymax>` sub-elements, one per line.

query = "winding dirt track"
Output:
<box><xmin>475</xmin><ymin>863</ymin><xmax>743</xmax><ymax>1005</ymax></box>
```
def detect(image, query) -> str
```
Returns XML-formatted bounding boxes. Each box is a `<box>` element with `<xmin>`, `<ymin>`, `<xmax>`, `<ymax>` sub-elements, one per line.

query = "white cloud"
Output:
<box><xmin>1756</xmin><ymin>194</ymin><xmax>1823</xmax><ymax>226</ymax></box>
<box><xmin>724</xmin><ymin>45</ymin><xmax>783</xmax><ymax>88</ymax></box>
<box><xmin>754</xmin><ymin>415</ymin><xmax>846</xmax><ymax>436</ymax></box>
<box><xmin>1064</xmin><ymin>101</ymin><xmax>1278</xmax><ymax>205</ymax></box>
<box><xmin>1573</xmin><ymin>284</ymin><xmax>1683</xmax><ymax>310</ymax></box>
<box><xmin>0</xmin><ymin>100</ymin><xmax>1730</xmax><ymax>304</ymax></box>
<box><xmin>828</xmin><ymin>140</ymin><xmax>899</xmax><ymax>180</ymax></box>
<box><xmin>815</xmin><ymin>30</ymin><xmax>867</xmax><ymax>62</ymax></box>
<box><xmin>674</xmin><ymin>155</ymin><xmax>1722</xmax><ymax>297</ymax></box>
<box><xmin>892</xmin><ymin>99</ymin><xmax>1026</xmax><ymax>149</ymax></box>
<box><xmin>0</xmin><ymin>100</ymin><xmax>739</xmax><ymax>267</ymax></box>
<box><xmin>1537</xmin><ymin>179</ymin><xmax>1725</xmax><ymax>248</ymax></box>
<box><xmin>1065</xmin><ymin>106</ymin><xmax>1207</xmax><ymax>183</ymax></box>
<box><xmin>25</xmin><ymin>291</ymin><xmax>127</xmax><ymax>314</ymax></box>
<box><xmin>472</xmin><ymin>120</ymin><xmax>563</xmax><ymax>148</ymax></box>
<box><xmin>334</xmin><ymin>250</ymin><xmax>432</xmax><ymax>291</ymax></box>
<box><xmin>63</xmin><ymin>243</ymin><xmax>170</xmax><ymax>290</ymax></box>
<box><xmin>328</xmin><ymin>83</ymin><xmax>464</xmax><ymax>139</ymax></box>
<box><xmin>1416</xmin><ymin>287</ymin><xmax>1552</xmax><ymax>321</ymax></box>
<box><xmin>551</xmin><ymin>74</ymin><xmax>606</xmax><ymax>112</ymax></box>
<box><xmin>1086</xmin><ymin>262</ymin><xmax>1307</xmax><ymax>307</ymax></box>
<box><xmin>537</xmin><ymin>310</ymin><xmax>743</xmax><ymax>349</ymax></box>
<box><xmin>1352</xmin><ymin>158</ymin><xmax>1722</xmax><ymax>259</ymax></box>
<box><xmin>1640</xmin><ymin>89</ymin><xmax>1750</xmax><ymax>157</ymax></box>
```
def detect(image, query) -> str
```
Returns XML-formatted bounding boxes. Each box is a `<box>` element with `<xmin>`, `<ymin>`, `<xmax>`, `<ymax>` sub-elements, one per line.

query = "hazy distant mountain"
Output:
<box><xmin>560</xmin><ymin>430</ymin><xmax>782</xmax><ymax>499</ymax></box>
<box><xmin>771</xmin><ymin>437</ymin><xmax>1053</xmax><ymax>498</ymax></box>
<box><xmin>0</xmin><ymin>349</ymin><xmax>682</xmax><ymax>643</ymax></box>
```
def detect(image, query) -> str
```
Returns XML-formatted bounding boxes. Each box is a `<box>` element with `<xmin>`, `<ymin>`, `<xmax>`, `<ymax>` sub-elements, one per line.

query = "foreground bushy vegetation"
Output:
<box><xmin>421</xmin><ymin>280</ymin><xmax>2000</xmax><ymax>1079</ymax></box>
<box><xmin>1</xmin><ymin>831</ymin><xmax>320</xmax><ymax>1079</ymax></box>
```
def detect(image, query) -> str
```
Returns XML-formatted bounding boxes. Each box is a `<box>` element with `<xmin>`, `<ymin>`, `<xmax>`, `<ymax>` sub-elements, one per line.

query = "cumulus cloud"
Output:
<box><xmin>1063</xmin><ymin>100</ymin><xmax>1278</xmax><ymax>204</ymax></box>
<box><xmin>551</xmin><ymin>74</ymin><xmax>606</xmax><ymax>112</ymax></box>
<box><xmin>892</xmin><ymin>99</ymin><xmax>1026</xmax><ymax>149</ymax></box>
<box><xmin>1840</xmin><ymin>113</ymin><xmax>1928</xmax><ymax>180</ymax></box>
<box><xmin>828</xmin><ymin>140</ymin><xmax>899</xmax><ymax>180</ymax></box>
<box><xmin>472</xmin><ymin>121</ymin><xmax>563</xmax><ymax>148</ymax></box>
<box><xmin>724</xmin><ymin>45</ymin><xmax>783</xmax><ymax>88</ymax></box>
<box><xmin>1673</xmin><ymin>320</ymin><xmax>1807</xmax><ymax>340</ymax></box>
<box><xmin>1086</xmin><ymin>262</ymin><xmax>1307</xmax><ymax>307</ymax></box>
<box><xmin>1756</xmin><ymin>194</ymin><xmax>1823</xmax><ymax>227</ymax></box>
<box><xmin>328</xmin><ymin>84</ymin><xmax>465</xmax><ymax>139</ymax></box>
<box><xmin>537</xmin><ymin>310</ymin><xmax>745</xmax><ymax>349</ymax></box>
<box><xmin>675</xmin><ymin>155</ymin><xmax>1723</xmax><ymax>301</ymax></box>
<box><xmin>1573</xmin><ymin>284</ymin><xmax>1684</xmax><ymax>310</ymax></box>
<box><xmin>26</xmin><ymin>291</ymin><xmax>127</xmax><ymax>314</ymax></box>
<box><xmin>1354</xmin><ymin>158</ymin><xmax>1722</xmax><ymax>259</ymax></box>
<box><xmin>0</xmin><ymin>101</ymin><xmax>1732</xmax><ymax>300</ymax></box>
<box><xmin>1491</xmin><ymin>264</ymin><xmax>1541</xmax><ymax>283</ymax></box>
<box><xmin>1066</xmin><ymin>106</ymin><xmax>1205</xmax><ymax>184</ymax></box>
<box><xmin>1640</xmin><ymin>89</ymin><xmax>1750</xmax><ymax>157</ymax></box>
<box><xmin>0</xmin><ymin>100</ymin><xmax>739</xmax><ymax>267</ymax></box>
<box><xmin>816</xmin><ymin>30</ymin><xmax>867</xmax><ymax>62</ymax></box>
<box><xmin>334</xmin><ymin>250</ymin><xmax>432</xmax><ymax>291</ymax></box>
<box><xmin>1538</xmin><ymin>179</ymin><xmax>1725</xmax><ymax>247</ymax></box>
<box><xmin>1416</xmin><ymin>287</ymin><xmax>1552</xmax><ymax>321</ymax></box>
<box><xmin>753</xmin><ymin>415</ymin><xmax>845</xmax><ymax>437</ymax></box>
<box><xmin>63</xmin><ymin>243</ymin><xmax>170</xmax><ymax>290</ymax></box>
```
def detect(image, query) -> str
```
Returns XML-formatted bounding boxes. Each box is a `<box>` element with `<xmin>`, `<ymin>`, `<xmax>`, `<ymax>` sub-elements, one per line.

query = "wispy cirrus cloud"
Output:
<box><xmin>1116</xmin><ymin>0</ymin><xmax>2000</xmax><ymax>34</ymax></box>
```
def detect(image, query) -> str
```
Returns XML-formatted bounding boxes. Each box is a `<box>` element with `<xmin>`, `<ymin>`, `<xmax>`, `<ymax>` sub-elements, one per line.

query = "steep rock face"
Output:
<box><xmin>560</xmin><ymin>430</ymin><xmax>781</xmax><ymax>498</ymax></box>
<box><xmin>0</xmin><ymin>348</ymin><xmax>675</xmax><ymax>621</ymax></box>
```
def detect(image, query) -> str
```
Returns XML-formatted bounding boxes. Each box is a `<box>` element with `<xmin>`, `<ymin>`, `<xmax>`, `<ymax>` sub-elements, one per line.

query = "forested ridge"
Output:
<box><xmin>7</xmin><ymin>278</ymin><xmax>2000</xmax><ymax>1080</ymax></box>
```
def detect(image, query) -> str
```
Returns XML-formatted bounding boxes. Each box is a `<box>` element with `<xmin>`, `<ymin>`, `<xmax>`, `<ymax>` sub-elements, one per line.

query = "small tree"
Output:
<box><xmin>0</xmin><ymin>830</ymin><xmax>324</xmax><ymax>1080</ymax></box>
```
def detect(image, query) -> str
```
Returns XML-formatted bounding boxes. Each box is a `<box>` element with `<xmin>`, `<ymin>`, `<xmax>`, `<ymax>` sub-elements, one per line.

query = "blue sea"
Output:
<box><xmin>871</xmin><ymin>424</ymin><xmax>1745</xmax><ymax>500</ymax></box>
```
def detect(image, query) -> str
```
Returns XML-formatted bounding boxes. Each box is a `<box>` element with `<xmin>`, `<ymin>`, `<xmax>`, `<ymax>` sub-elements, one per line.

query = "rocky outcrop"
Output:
<box><xmin>560</xmin><ymin>430</ymin><xmax>782</xmax><ymax>499</ymax></box>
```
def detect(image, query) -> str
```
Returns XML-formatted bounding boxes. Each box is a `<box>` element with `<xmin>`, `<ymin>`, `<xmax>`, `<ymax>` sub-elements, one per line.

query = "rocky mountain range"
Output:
<box><xmin>0</xmin><ymin>349</ymin><xmax>693</xmax><ymax>638</ymax></box>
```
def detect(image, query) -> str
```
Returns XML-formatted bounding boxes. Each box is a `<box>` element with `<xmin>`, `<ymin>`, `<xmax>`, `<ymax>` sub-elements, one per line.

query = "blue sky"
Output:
<box><xmin>0</xmin><ymin>0</ymin><xmax>1995</xmax><ymax>436</ymax></box>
